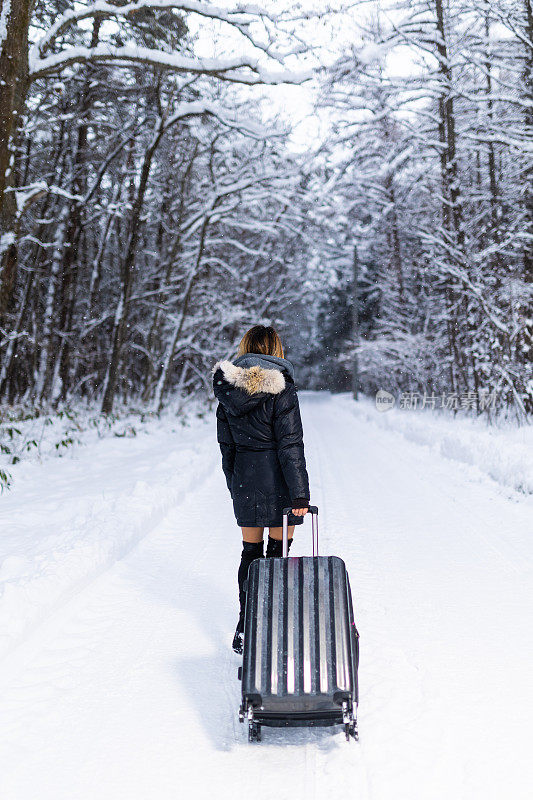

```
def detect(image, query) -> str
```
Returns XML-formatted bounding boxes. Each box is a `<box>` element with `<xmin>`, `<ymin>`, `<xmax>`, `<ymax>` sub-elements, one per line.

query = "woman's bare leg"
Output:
<box><xmin>268</xmin><ymin>525</ymin><xmax>295</xmax><ymax>541</ymax></box>
<box><xmin>241</xmin><ymin>526</ymin><xmax>264</xmax><ymax>543</ymax></box>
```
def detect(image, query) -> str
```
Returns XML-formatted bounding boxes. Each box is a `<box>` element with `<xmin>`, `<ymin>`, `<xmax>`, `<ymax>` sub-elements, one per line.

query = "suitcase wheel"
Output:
<box><xmin>344</xmin><ymin>721</ymin><xmax>358</xmax><ymax>741</ymax></box>
<box><xmin>248</xmin><ymin>722</ymin><xmax>261</xmax><ymax>742</ymax></box>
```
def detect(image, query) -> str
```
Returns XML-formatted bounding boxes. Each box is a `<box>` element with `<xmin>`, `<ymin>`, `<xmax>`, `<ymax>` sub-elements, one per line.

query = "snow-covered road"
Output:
<box><xmin>0</xmin><ymin>393</ymin><xmax>531</xmax><ymax>800</ymax></box>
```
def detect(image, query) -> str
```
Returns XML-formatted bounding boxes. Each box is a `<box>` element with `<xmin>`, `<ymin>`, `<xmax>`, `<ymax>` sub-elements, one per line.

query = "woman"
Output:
<box><xmin>212</xmin><ymin>325</ymin><xmax>310</xmax><ymax>654</ymax></box>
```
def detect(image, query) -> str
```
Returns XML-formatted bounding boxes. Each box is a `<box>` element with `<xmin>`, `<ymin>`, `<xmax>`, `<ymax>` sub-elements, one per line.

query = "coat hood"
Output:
<box><xmin>232</xmin><ymin>353</ymin><xmax>295</xmax><ymax>380</ymax></box>
<box><xmin>212</xmin><ymin>355</ymin><xmax>293</xmax><ymax>417</ymax></box>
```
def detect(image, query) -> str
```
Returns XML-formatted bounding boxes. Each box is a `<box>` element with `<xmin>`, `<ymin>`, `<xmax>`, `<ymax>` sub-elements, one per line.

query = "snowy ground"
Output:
<box><xmin>0</xmin><ymin>393</ymin><xmax>531</xmax><ymax>800</ymax></box>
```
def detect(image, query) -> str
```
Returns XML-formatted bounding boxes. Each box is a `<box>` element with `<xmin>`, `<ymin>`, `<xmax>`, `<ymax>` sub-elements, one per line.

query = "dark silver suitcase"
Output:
<box><xmin>238</xmin><ymin>506</ymin><xmax>359</xmax><ymax>742</ymax></box>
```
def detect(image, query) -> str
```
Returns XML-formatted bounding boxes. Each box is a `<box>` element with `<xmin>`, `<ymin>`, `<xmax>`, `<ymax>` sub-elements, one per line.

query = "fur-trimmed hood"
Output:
<box><xmin>212</xmin><ymin>359</ymin><xmax>286</xmax><ymax>395</ymax></box>
<box><xmin>212</xmin><ymin>355</ymin><xmax>294</xmax><ymax>417</ymax></box>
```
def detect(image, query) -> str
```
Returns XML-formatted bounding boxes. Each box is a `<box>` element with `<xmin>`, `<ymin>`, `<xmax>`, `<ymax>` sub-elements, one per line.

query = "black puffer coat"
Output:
<box><xmin>212</xmin><ymin>354</ymin><xmax>310</xmax><ymax>527</ymax></box>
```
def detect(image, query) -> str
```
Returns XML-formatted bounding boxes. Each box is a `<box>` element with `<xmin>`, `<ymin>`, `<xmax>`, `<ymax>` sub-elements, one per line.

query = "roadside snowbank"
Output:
<box><xmin>0</xmin><ymin>409</ymin><xmax>215</xmax><ymax>660</ymax></box>
<box><xmin>336</xmin><ymin>394</ymin><xmax>533</xmax><ymax>495</ymax></box>
<box><xmin>0</xmin><ymin>400</ymin><xmax>208</xmax><ymax>487</ymax></box>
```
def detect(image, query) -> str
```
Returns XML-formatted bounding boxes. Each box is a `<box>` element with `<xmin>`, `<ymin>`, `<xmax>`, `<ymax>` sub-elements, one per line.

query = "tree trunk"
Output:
<box><xmin>351</xmin><ymin>244</ymin><xmax>359</xmax><ymax>400</ymax></box>
<box><xmin>101</xmin><ymin>117</ymin><xmax>165</xmax><ymax>413</ymax></box>
<box><xmin>34</xmin><ymin>206</ymin><xmax>69</xmax><ymax>401</ymax></box>
<box><xmin>484</xmin><ymin>13</ymin><xmax>501</xmax><ymax>274</ymax></box>
<box><xmin>524</xmin><ymin>0</ymin><xmax>533</xmax><ymax>285</ymax></box>
<box><xmin>521</xmin><ymin>0</ymin><xmax>533</xmax><ymax>410</ymax></box>
<box><xmin>0</xmin><ymin>0</ymin><xmax>34</xmax><ymax>317</ymax></box>
<box><xmin>152</xmin><ymin>202</ymin><xmax>217</xmax><ymax>412</ymax></box>
<box><xmin>386</xmin><ymin>178</ymin><xmax>404</xmax><ymax>302</ymax></box>
<box><xmin>141</xmin><ymin>145</ymin><xmax>198</xmax><ymax>402</ymax></box>
<box><xmin>88</xmin><ymin>182</ymin><xmax>122</xmax><ymax>310</ymax></box>
<box><xmin>55</xmin><ymin>19</ymin><xmax>101</xmax><ymax>402</ymax></box>
<box><xmin>0</xmin><ymin>264</ymin><xmax>33</xmax><ymax>397</ymax></box>
<box><xmin>434</xmin><ymin>0</ymin><xmax>471</xmax><ymax>392</ymax></box>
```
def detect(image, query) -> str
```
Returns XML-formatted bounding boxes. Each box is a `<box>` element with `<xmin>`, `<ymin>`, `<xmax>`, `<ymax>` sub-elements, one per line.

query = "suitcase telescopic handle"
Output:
<box><xmin>282</xmin><ymin>505</ymin><xmax>319</xmax><ymax>558</ymax></box>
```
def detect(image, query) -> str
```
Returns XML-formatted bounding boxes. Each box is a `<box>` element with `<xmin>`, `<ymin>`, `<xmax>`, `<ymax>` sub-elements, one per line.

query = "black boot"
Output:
<box><xmin>233</xmin><ymin>541</ymin><xmax>264</xmax><ymax>654</ymax></box>
<box><xmin>265</xmin><ymin>535</ymin><xmax>293</xmax><ymax>558</ymax></box>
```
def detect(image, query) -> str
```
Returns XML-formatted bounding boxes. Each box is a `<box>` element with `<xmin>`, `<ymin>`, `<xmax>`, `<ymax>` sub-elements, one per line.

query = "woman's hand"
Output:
<box><xmin>290</xmin><ymin>499</ymin><xmax>309</xmax><ymax>517</ymax></box>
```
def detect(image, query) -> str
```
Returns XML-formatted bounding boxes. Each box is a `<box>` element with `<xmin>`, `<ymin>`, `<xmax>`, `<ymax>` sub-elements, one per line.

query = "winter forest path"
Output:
<box><xmin>0</xmin><ymin>393</ymin><xmax>531</xmax><ymax>800</ymax></box>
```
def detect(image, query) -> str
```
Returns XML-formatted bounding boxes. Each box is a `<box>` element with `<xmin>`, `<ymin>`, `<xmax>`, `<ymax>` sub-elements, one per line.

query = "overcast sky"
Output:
<box><xmin>188</xmin><ymin>1</ymin><xmax>422</xmax><ymax>152</ymax></box>
<box><xmin>188</xmin><ymin>2</ymin><xmax>367</xmax><ymax>151</ymax></box>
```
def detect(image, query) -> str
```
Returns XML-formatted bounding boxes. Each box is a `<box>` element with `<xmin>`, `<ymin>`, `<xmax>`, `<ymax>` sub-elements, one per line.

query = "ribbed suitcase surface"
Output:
<box><xmin>242</xmin><ymin>555</ymin><xmax>359</xmax><ymax>721</ymax></box>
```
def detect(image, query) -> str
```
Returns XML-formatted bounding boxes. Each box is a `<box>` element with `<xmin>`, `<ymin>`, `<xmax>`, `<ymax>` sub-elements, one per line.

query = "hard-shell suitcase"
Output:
<box><xmin>238</xmin><ymin>506</ymin><xmax>359</xmax><ymax>742</ymax></box>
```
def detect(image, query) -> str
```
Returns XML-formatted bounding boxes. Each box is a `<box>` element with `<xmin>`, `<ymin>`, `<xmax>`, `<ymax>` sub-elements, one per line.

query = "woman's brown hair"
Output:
<box><xmin>237</xmin><ymin>325</ymin><xmax>284</xmax><ymax>358</ymax></box>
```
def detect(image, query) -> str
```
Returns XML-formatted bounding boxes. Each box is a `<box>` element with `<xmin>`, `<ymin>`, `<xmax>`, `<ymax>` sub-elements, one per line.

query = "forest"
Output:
<box><xmin>0</xmin><ymin>0</ymin><xmax>531</xmax><ymax>419</ymax></box>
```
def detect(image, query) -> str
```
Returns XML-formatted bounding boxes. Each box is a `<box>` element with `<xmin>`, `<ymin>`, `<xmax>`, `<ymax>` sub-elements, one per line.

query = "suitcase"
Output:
<box><xmin>238</xmin><ymin>506</ymin><xmax>359</xmax><ymax>742</ymax></box>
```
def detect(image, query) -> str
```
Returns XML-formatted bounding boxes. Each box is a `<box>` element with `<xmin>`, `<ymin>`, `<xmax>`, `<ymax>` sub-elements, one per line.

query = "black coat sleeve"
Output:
<box><xmin>272</xmin><ymin>384</ymin><xmax>310</xmax><ymax>503</ymax></box>
<box><xmin>216</xmin><ymin>403</ymin><xmax>235</xmax><ymax>495</ymax></box>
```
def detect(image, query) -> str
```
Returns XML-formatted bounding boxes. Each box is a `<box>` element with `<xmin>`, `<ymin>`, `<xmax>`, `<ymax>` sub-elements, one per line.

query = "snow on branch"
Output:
<box><xmin>0</xmin><ymin>232</ymin><xmax>15</xmax><ymax>260</ymax></box>
<box><xmin>30</xmin><ymin>45</ymin><xmax>311</xmax><ymax>85</ymax></box>
<box><xmin>35</xmin><ymin>0</ymin><xmax>257</xmax><ymax>60</ymax></box>
<box><xmin>30</xmin><ymin>1</ymin><xmax>311</xmax><ymax>84</ymax></box>
<box><xmin>162</xmin><ymin>99</ymin><xmax>268</xmax><ymax>139</ymax></box>
<box><xmin>0</xmin><ymin>0</ymin><xmax>12</xmax><ymax>53</ymax></box>
<box><xmin>5</xmin><ymin>179</ymin><xmax>117</xmax><ymax>216</ymax></box>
